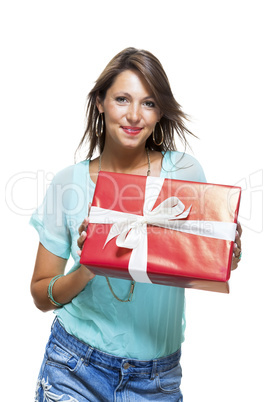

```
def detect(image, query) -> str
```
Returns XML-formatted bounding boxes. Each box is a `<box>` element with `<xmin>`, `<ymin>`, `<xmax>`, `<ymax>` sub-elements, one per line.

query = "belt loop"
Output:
<box><xmin>84</xmin><ymin>347</ymin><xmax>94</xmax><ymax>365</ymax></box>
<box><xmin>150</xmin><ymin>359</ymin><xmax>158</xmax><ymax>380</ymax></box>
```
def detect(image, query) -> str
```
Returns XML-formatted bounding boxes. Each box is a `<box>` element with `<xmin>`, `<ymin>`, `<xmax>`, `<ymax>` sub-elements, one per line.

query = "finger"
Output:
<box><xmin>237</xmin><ymin>221</ymin><xmax>242</xmax><ymax>237</ymax></box>
<box><xmin>232</xmin><ymin>250</ymin><xmax>242</xmax><ymax>269</ymax></box>
<box><xmin>78</xmin><ymin>217</ymin><xmax>90</xmax><ymax>236</ymax></box>
<box><xmin>231</xmin><ymin>256</ymin><xmax>238</xmax><ymax>270</ymax></box>
<box><xmin>233</xmin><ymin>224</ymin><xmax>242</xmax><ymax>255</ymax></box>
<box><xmin>233</xmin><ymin>242</ymin><xmax>241</xmax><ymax>258</ymax></box>
<box><xmin>234</xmin><ymin>252</ymin><xmax>242</xmax><ymax>261</ymax></box>
<box><xmin>77</xmin><ymin>231</ymin><xmax>87</xmax><ymax>250</ymax></box>
<box><xmin>235</xmin><ymin>240</ymin><xmax>241</xmax><ymax>254</ymax></box>
<box><xmin>235</xmin><ymin>230</ymin><xmax>242</xmax><ymax>250</ymax></box>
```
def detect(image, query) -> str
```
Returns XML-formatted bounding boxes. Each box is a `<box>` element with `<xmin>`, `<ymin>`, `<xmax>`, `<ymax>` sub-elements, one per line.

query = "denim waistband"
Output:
<box><xmin>51</xmin><ymin>318</ymin><xmax>181</xmax><ymax>375</ymax></box>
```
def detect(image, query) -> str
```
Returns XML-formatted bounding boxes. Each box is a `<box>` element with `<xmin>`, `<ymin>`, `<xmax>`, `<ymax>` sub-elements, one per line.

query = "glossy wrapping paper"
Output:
<box><xmin>80</xmin><ymin>172</ymin><xmax>241</xmax><ymax>293</ymax></box>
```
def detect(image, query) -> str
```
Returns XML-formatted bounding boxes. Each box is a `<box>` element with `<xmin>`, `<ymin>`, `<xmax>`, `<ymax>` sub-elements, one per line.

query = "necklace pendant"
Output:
<box><xmin>128</xmin><ymin>281</ymin><xmax>135</xmax><ymax>302</ymax></box>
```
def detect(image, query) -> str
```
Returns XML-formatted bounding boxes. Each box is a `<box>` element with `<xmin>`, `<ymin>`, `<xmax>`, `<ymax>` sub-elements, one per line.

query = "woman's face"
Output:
<box><xmin>97</xmin><ymin>69</ymin><xmax>161</xmax><ymax>151</ymax></box>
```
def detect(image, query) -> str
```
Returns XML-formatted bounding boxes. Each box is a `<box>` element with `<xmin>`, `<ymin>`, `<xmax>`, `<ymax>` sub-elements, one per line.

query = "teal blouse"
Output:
<box><xmin>30</xmin><ymin>151</ymin><xmax>206</xmax><ymax>360</ymax></box>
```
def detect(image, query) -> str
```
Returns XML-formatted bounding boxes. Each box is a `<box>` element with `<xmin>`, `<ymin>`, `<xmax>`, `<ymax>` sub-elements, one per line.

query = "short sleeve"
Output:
<box><xmin>29</xmin><ymin>166</ymin><xmax>74</xmax><ymax>259</ymax></box>
<box><xmin>162</xmin><ymin>151</ymin><xmax>207</xmax><ymax>183</ymax></box>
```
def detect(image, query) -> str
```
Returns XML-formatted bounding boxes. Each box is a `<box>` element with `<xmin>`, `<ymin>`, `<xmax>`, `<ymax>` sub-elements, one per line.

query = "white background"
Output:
<box><xmin>1</xmin><ymin>1</ymin><xmax>267</xmax><ymax>401</ymax></box>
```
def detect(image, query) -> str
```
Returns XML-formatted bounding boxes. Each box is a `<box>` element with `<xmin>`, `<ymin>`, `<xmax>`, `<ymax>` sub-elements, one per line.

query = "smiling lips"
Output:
<box><xmin>121</xmin><ymin>126</ymin><xmax>143</xmax><ymax>135</ymax></box>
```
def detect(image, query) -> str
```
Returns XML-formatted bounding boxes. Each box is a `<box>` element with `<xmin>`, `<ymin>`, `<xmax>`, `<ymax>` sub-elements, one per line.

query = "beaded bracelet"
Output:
<box><xmin>47</xmin><ymin>274</ymin><xmax>64</xmax><ymax>307</ymax></box>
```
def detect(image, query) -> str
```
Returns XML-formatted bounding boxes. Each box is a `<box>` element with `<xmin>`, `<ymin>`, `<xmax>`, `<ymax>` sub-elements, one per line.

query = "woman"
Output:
<box><xmin>31</xmin><ymin>47</ymin><xmax>242</xmax><ymax>401</ymax></box>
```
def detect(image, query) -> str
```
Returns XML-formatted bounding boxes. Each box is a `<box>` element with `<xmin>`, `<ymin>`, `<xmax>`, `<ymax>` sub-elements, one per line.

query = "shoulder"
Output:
<box><xmin>162</xmin><ymin>150</ymin><xmax>206</xmax><ymax>183</ymax></box>
<box><xmin>50</xmin><ymin>160</ymin><xmax>89</xmax><ymax>186</ymax></box>
<box><xmin>47</xmin><ymin>161</ymin><xmax>90</xmax><ymax>209</ymax></box>
<box><xmin>162</xmin><ymin>150</ymin><xmax>202</xmax><ymax>169</ymax></box>
<box><xmin>41</xmin><ymin>160</ymin><xmax>90</xmax><ymax>214</ymax></box>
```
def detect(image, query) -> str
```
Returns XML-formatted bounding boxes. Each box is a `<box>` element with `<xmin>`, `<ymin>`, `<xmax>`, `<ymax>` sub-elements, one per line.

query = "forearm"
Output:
<box><xmin>31</xmin><ymin>265</ymin><xmax>95</xmax><ymax>312</ymax></box>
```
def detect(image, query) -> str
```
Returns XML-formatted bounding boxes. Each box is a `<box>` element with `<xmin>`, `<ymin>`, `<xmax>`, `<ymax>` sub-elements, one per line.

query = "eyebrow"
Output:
<box><xmin>114</xmin><ymin>92</ymin><xmax>155</xmax><ymax>101</ymax></box>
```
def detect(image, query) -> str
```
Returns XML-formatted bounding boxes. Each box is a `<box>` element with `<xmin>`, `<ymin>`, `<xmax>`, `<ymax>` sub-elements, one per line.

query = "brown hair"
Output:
<box><xmin>76</xmin><ymin>47</ymin><xmax>196</xmax><ymax>160</ymax></box>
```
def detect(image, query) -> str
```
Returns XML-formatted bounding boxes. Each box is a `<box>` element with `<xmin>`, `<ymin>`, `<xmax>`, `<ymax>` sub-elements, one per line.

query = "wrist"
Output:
<box><xmin>79</xmin><ymin>264</ymin><xmax>95</xmax><ymax>282</ymax></box>
<box><xmin>47</xmin><ymin>267</ymin><xmax>95</xmax><ymax>308</ymax></box>
<box><xmin>48</xmin><ymin>275</ymin><xmax>64</xmax><ymax>307</ymax></box>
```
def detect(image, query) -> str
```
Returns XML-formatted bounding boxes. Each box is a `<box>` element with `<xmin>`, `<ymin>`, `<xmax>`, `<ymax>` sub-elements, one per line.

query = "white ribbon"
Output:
<box><xmin>90</xmin><ymin>176</ymin><xmax>237</xmax><ymax>283</ymax></box>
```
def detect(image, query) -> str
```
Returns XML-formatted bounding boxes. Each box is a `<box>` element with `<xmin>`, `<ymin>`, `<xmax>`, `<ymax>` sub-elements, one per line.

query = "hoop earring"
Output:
<box><xmin>95</xmin><ymin>113</ymin><xmax>104</xmax><ymax>137</ymax></box>
<box><xmin>152</xmin><ymin>122</ymin><xmax>164</xmax><ymax>146</ymax></box>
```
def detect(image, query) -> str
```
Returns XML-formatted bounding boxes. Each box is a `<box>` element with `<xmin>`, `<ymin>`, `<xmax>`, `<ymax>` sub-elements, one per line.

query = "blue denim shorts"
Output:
<box><xmin>35</xmin><ymin>318</ymin><xmax>183</xmax><ymax>401</ymax></box>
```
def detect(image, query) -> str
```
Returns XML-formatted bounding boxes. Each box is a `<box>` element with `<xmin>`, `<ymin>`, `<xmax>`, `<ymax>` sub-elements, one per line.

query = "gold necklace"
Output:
<box><xmin>98</xmin><ymin>148</ymin><xmax>151</xmax><ymax>302</ymax></box>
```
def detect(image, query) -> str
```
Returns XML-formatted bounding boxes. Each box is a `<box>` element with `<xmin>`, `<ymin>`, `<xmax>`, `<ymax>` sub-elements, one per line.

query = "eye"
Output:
<box><xmin>143</xmin><ymin>100</ymin><xmax>155</xmax><ymax>108</ymax></box>
<box><xmin>115</xmin><ymin>96</ymin><xmax>128</xmax><ymax>104</ymax></box>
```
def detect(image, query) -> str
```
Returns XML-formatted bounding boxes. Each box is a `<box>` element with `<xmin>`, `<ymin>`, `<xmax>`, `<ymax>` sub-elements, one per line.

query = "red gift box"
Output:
<box><xmin>80</xmin><ymin>172</ymin><xmax>241</xmax><ymax>293</ymax></box>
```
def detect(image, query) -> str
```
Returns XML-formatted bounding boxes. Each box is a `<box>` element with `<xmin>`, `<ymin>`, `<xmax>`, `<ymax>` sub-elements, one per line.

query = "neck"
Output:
<box><xmin>100</xmin><ymin>144</ymin><xmax>149</xmax><ymax>175</ymax></box>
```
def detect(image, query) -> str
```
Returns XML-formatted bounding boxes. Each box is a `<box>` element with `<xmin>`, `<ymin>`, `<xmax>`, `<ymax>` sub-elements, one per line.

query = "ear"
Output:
<box><xmin>96</xmin><ymin>95</ymin><xmax>104</xmax><ymax>114</ymax></box>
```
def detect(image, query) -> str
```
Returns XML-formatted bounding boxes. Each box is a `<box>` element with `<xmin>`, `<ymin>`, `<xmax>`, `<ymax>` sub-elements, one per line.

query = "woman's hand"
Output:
<box><xmin>77</xmin><ymin>202</ymin><xmax>91</xmax><ymax>257</ymax></box>
<box><xmin>231</xmin><ymin>222</ymin><xmax>243</xmax><ymax>270</ymax></box>
<box><xmin>76</xmin><ymin>203</ymin><xmax>95</xmax><ymax>280</ymax></box>
<box><xmin>77</xmin><ymin>216</ymin><xmax>90</xmax><ymax>257</ymax></box>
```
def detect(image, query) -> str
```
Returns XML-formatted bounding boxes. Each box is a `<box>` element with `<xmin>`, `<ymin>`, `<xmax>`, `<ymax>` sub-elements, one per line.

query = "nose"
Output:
<box><xmin>127</xmin><ymin>102</ymin><xmax>141</xmax><ymax>124</ymax></box>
